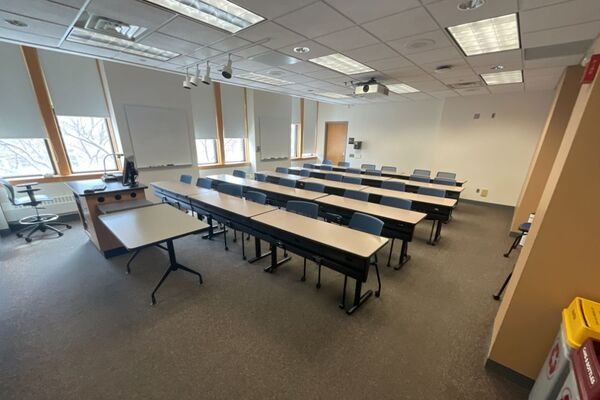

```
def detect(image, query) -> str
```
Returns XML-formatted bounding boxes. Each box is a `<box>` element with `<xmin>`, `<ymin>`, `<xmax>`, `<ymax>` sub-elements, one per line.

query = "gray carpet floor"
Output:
<box><xmin>0</xmin><ymin>201</ymin><xmax>528</xmax><ymax>399</ymax></box>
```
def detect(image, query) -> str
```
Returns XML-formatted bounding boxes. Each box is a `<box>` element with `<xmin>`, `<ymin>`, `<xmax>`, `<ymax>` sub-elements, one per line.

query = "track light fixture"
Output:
<box><xmin>222</xmin><ymin>54</ymin><xmax>233</xmax><ymax>79</ymax></box>
<box><xmin>190</xmin><ymin>64</ymin><xmax>200</xmax><ymax>86</ymax></box>
<box><xmin>182</xmin><ymin>68</ymin><xmax>191</xmax><ymax>89</ymax></box>
<box><xmin>202</xmin><ymin>61</ymin><xmax>212</xmax><ymax>85</ymax></box>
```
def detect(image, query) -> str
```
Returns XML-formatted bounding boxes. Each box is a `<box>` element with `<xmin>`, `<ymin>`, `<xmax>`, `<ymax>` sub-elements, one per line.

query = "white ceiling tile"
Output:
<box><xmin>519</xmin><ymin>0</ymin><xmax>572</xmax><ymax>11</ymax></box>
<box><xmin>275</xmin><ymin>2</ymin><xmax>354</xmax><ymax>39</ymax></box>
<box><xmin>278</xmin><ymin>40</ymin><xmax>334</xmax><ymax>60</ymax></box>
<box><xmin>522</xmin><ymin>21</ymin><xmax>600</xmax><ymax>48</ymax></box>
<box><xmin>343</xmin><ymin>43</ymin><xmax>399</xmax><ymax>63</ymax></box>
<box><xmin>384</xmin><ymin>65</ymin><xmax>431</xmax><ymax>79</ymax></box>
<box><xmin>233</xmin><ymin>59</ymin><xmax>273</xmax><ymax>72</ymax></box>
<box><xmin>466</xmin><ymin>49</ymin><xmax>523</xmax><ymax>68</ymax></box>
<box><xmin>0</xmin><ymin>27</ymin><xmax>61</xmax><ymax>47</ymax></box>
<box><xmin>87</xmin><ymin>0</ymin><xmax>175</xmax><ymax>31</ymax></box>
<box><xmin>211</xmin><ymin>37</ymin><xmax>251</xmax><ymax>52</ymax></box>
<box><xmin>140</xmin><ymin>32</ymin><xmax>201</xmax><ymax>55</ymax></box>
<box><xmin>437</xmin><ymin>73</ymin><xmax>481</xmax><ymax>85</ymax></box>
<box><xmin>159</xmin><ymin>16</ymin><xmax>228</xmax><ymax>45</ymax></box>
<box><xmin>231</xmin><ymin>45</ymin><xmax>270</xmax><ymax>59</ymax></box>
<box><xmin>279</xmin><ymin>61</ymin><xmax>324</xmax><ymax>73</ymax></box>
<box><xmin>525</xmin><ymin>75</ymin><xmax>562</xmax><ymax>90</ymax></box>
<box><xmin>303</xmin><ymin>80</ymin><xmax>345</xmax><ymax>90</ymax></box>
<box><xmin>388</xmin><ymin>30</ymin><xmax>454</xmax><ymax>55</ymax></box>
<box><xmin>324</xmin><ymin>0</ymin><xmax>421</xmax><ymax>24</ymax></box>
<box><xmin>366</xmin><ymin>56</ymin><xmax>413</xmax><ymax>71</ymax></box>
<box><xmin>455</xmin><ymin>87</ymin><xmax>490</xmax><ymax>96</ymax></box>
<box><xmin>188</xmin><ymin>46</ymin><xmax>221</xmax><ymax>60</ymax></box>
<box><xmin>362</xmin><ymin>7</ymin><xmax>438</xmax><ymax>41</ymax></box>
<box><xmin>0</xmin><ymin>10</ymin><xmax>67</xmax><ymax>38</ymax></box>
<box><xmin>59</xmin><ymin>40</ymin><xmax>119</xmax><ymax>58</ymax></box>
<box><xmin>305</xmin><ymin>68</ymin><xmax>348</xmax><ymax>80</ymax></box>
<box><xmin>409</xmin><ymin>80</ymin><xmax>450</xmax><ymax>91</ymax></box>
<box><xmin>488</xmin><ymin>83</ymin><xmax>525</xmax><ymax>93</ymax></box>
<box><xmin>236</xmin><ymin>21</ymin><xmax>304</xmax><ymax>50</ymax></box>
<box><xmin>420</xmin><ymin>58</ymin><xmax>471</xmax><ymax>74</ymax></box>
<box><xmin>524</xmin><ymin>66</ymin><xmax>565</xmax><ymax>80</ymax></box>
<box><xmin>429</xmin><ymin>90</ymin><xmax>460</xmax><ymax>98</ymax></box>
<box><xmin>520</xmin><ymin>0</ymin><xmax>600</xmax><ymax>33</ymax></box>
<box><xmin>231</xmin><ymin>0</ymin><xmax>316</xmax><ymax>19</ymax></box>
<box><xmin>168</xmin><ymin>54</ymin><xmax>201</xmax><ymax>66</ymax></box>
<box><xmin>385</xmin><ymin>94</ymin><xmax>412</xmax><ymax>102</ymax></box>
<box><xmin>426</xmin><ymin>0</ymin><xmax>518</xmax><ymax>28</ymax></box>
<box><xmin>0</xmin><ymin>0</ymin><xmax>79</xmax><ymax>26</ymax></box>
<box><xmin>112</xmin><ymin>52</ymin><xmax>166</xmax><ymax>67</ymax></box>
<box><xmin>314</xmin><ymin>26</ymin><xmax>379</xmax><ymax>51</ymax></box>
<box><xmin>524</xmin><ymin>54</ymin><xmax>583</xmax><ymax>68</ymax></box>
<box><xmin>406</xmin><ymin>46</ymin><xmax>463</xmax><ymax>64</ymax></box>
<box><xmin>402</xmin><ymin>92</ymin><xmax>434</xmax><ymax>100</ymax></box>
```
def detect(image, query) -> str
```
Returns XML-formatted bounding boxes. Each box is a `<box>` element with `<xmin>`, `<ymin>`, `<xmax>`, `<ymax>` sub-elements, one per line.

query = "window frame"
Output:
<box><xmin>0</xmin><ymin>138</ymin><xmax>56</xmax><ymax>178</ymax></box>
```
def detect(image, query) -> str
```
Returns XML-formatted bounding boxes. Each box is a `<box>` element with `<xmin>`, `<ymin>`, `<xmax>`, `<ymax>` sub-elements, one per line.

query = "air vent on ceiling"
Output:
<box><xmin>524</xmin><ymin>40</ymin><xmax>593</xmax><ymax>61</ymax></box>
<box><xmin>77</xmin><ymin>12</ymin><xmax>146</xmax><ymax>41</ymax></box>
<box><xmin>447</xmin><ymin>81</ymin><xmax>483</xmax><ymax>89</ymax></box>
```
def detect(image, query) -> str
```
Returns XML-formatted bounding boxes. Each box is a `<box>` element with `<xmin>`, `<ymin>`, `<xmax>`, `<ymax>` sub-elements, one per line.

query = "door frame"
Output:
<box><xmin>324</xmin><ymin>121</ymin><xmax>349</xmax><ymax>163</ymax></box>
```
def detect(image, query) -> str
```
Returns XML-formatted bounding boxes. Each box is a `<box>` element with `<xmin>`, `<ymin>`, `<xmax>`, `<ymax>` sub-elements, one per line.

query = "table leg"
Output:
<box><xmin>264</xmin><ymin>242</ymin><xmax>291</xmax><ymax>273</ymax></box>
<box><xmin>247</xmin><ymin>237</ymin><xmax>271</xmax><ymax>263</ymax></box>
<box><xmin>345</xmin><ymin>279</ymin><xmax>373</xmax><ymax>315</ymax></box>
<box><xmin>202</xmin><ymin>215</ymin><xmax>225</xmax><ymax>240</ymax></box>
<box><xmin>151</xmin><ymin>239</ymin><xmax>203</xmax><ymax>305</ymax></box>
<box><xmin>395</xmin><ymin>240</ymin><xmax>411</xmax><ymax>270</ymax></box>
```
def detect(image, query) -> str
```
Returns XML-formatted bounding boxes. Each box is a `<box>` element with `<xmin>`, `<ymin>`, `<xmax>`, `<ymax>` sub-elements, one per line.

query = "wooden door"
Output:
<box><xmin>324</xmin><ymin>122</ymin><xmax>348</xmax><ymax>165</ymax></box>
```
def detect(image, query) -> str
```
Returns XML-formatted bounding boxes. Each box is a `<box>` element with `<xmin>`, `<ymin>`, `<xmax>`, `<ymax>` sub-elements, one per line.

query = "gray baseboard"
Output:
<box><xmin>485</xmin><ymin>358</ymin><xmax>534</xmax><ymax>389</ymax></box>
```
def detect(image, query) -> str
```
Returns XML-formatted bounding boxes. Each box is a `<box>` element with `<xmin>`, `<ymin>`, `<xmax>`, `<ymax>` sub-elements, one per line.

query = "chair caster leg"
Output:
<box><xmin>25</xmin><ymin>237</ymin><xmax>32</xmax><ymax>243</ymax></box>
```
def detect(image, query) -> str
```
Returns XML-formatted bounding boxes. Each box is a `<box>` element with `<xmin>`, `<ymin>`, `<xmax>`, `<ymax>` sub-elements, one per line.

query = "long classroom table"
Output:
<box><xmin>150</xmin><ymin>182</ymin><xmax>388</xmax><ymax>314</ymax></box>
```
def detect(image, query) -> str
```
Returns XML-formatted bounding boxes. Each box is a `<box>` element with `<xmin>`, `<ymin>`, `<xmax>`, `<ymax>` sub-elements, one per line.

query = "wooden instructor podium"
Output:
<box><xmin>65</xmin><ymin>179</ymin><xmax>148</xmax><ymax>257</ymax></box>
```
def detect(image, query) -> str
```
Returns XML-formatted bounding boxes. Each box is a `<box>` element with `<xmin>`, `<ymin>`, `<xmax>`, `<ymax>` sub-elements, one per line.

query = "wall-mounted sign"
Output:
<box><xmin>582</xmin><ymin>54</ymin><xmax>600</xmax><ymax>84</ymax></box>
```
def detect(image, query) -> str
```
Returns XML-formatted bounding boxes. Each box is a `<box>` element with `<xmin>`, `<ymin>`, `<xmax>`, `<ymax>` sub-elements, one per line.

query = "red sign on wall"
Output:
<box><xmin>582</xmin><ymin>54</ymin><xmax>600</xmax><ymax>83</ymax></box>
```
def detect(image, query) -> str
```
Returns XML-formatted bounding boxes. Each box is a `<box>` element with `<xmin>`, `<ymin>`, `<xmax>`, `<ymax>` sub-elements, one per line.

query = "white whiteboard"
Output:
<box><xmin>125</xmin><ymin>105</ymin><xmax>193</xmax><ymax>168</ymax></box>
<box><xmin>258</xmin><ymin>116</ymin><xmax>289</xmax><ymax>160</ymax></box>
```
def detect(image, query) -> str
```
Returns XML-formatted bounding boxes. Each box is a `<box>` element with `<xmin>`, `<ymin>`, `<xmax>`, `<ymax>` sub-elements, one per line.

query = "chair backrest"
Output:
<box><xmin>381</xmin><ymin>166</ymin><xmax>397</xmax><ymax>172</ymax></box>
<box><xmin>196</xmin><ymin>177</ymin><xmax>212</xmax><ymax>189</ymax></box>
<box><xmin>303</xmin><ymin>163</ymin><xmax>314</xmax><ymax>169</ymax></box>
<box><xmin>0</xmin><ymin>179</ymin><xmax>15</xmax><ymax>204</ymax></box>
<box><xmin>275</xmin><ymin>167</ymin><xmax>289</xmax><ymax>174</ymax></box>
<box><xmin>300</xmin><ymin>169</ymin><xmax>311</xmax><ymax>177</ymax></box>
<box><xmin>365</xmin><ymin>169</ymin><xmax>382</xmax><ymax>176</ymax></box>
<box><xmin>418</xmin><ymin>187</ymin><xmax>446</xmax><ymax>198</ymax></box>
<box><xmin>348</xmin><ymin>212</ymin><xmax>384</xmax><ymax>236</ymax></box>
<box><xmin>413</xmin><ymin>169</ymin><xmax>431</xmax><ymax>176</ymax></box>
<box><xmin>342</xmin><ymin>176</ymin><xmax>362</xmax><ymax>185</ymax></box>
<box><xmin>303</xmin><ymin>182</ymin><xmax>325</xmax><ymax>193</ymax></box>
<box><xmin>279</xmin><ymin>178</ymin><xmax>296</xmax><ymax>188</ymax></box>
<box><xmin>344</xmin><ymin>189</ymin><xmax>369</xmax><ymax>202</ymax></box>
<box><xmin>245</xmin><ymin>190</ymin><xmax>267</xmax><ymax>204</ymax></box>
<box><xmin>254</xmin><ymin>173</ymin><xmax>266</xmax><ymax>182</ymax></box>
<box><xmin>325</xmin><ymin>173</ymin><xmax>343</xmax><ymax>182</ymax></box>
<box><xmin>409</xmin><ymin>174</ymin><xmax>431</xmax><ymax>183</ymax></box>
<box><xmin>361</xmin><ymin>163</ymin><xmax>376</xmax><ymax>170</ymax></box>
<box><xmin>320</xmin><ymin>165</ymin><xmax>333</xmax><ymax>171</ymax></box>
<box><xmin>338</xmin><ymin>161</ymin><xmax>350</xmax><ymax>167</ymax></box>
<box><xmin>347</xmin><ymin>168</ymin><xmax>362</xmax><ymax>174</ymax></box>
<box><xmin>322</xmin><ymin>159</ymin><xmax>333</xmax><ymax>165</ymax></box>
<box><xmin>179</xmin><ymin>174</ymin><xmax>192</xmax><ymax>184</ymax></box>
<box><xmin>286</xmin><ymin>200</ymin><xmax>319</xmax><ymax>219</ymax></box>
<box><xmin>232</xmin><ymin>169</ymin><xmax>246</xmax><ymax>178</ymax></box>
<box><xmin>380</xmin><ymin>196</ymin><xmax>412</xmax><ymax>210</ymax></box>
<box><xmin>217</xmin><ymin>183</ymin><xmax>243</xmax><ymax>197</ymax></box>
<box><xmin>436</xmin><ymin>171</ymin><xmax>456</xmax><ymax>179</ymax></box>
<box><xmin>381</xmin><ymin>181</ymin><xmax>405</xmax><ymax>192</ymax></box>
<box><xmin>432</xmin><ymin>177</ymin><xmax>457</xmax><ymax>186</ymax></box>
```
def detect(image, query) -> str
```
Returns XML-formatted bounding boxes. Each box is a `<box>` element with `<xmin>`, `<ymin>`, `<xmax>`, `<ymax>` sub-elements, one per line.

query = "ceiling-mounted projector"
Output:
<box><xmin>353</xmin><ymin>78</ymin><xmax>389</xmax><ymax>96</ymax></box>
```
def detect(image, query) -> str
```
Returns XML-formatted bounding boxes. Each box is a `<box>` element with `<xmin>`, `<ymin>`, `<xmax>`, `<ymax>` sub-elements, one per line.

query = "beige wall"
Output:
<box><xmin>511</xmin><ymin>66</ymin><xmax>583</xmax><ymax>231</ymax></box>
<box><xmin>488</xmin><ymin>43</ymin><xmax>600</xmax><ymax>378</ymax></box>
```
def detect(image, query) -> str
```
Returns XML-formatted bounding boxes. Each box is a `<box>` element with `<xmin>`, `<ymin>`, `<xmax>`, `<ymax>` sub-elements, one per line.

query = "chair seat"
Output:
<box><xmin>519</xmin><ymin>222</ymin><xmax>531</xmax><ymax>232</ymax></box>
<box><xmin>15</xmin><ymin>195</ymin><xmax>49</xmax><ymax>206</ymax></box>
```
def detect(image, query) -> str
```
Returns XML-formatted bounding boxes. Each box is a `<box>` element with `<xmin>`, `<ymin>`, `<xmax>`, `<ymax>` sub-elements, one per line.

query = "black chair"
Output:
<box><xmin>436</xmin><ymin>171</ymin><xmax>456</xmax><ymax>179</ymax></box>
<box><xmin>279</xmin><ymin>178</ymin><xmax>296</xmax><ymax>188</ymax></box>
<box><xmin>180</xmin><ymin>174</ymin><xmax>192</xmax><ymax>184</ymax></box>
<box><xmin>342</xmin><ymin>176</ymin><xmax>362</xmax><ymax>185</ymax></box>
<box><xmin>347</xmin><ymin>168</ymin><xmax>362</xmax><ymax>174</ymax></box>
<box><xmin>254</xmin><ymin>173</ymin><xmax>266</xmax><ymax>182</ymax></box>
<box><xmin>381</xmin><ymin>181</ymin><xmax>405</xmax><ymax>192</ymax></box>
<box><xmin>275</xmin><ymin>167</ymin><xmax>289</xmax><ymax>174</ymax></box>
<box><xmin>1</xmin><ymin>179</ymin><xmax>71</xmax><ymax>242</ymax></box>
<box><xmin>196</xmin><ymin>177</ymin><xmax>212</xmax><ymax>189</ymax></box>
<box><xmin>361</xmin><ymin>163</ymin><xmax>376</xmax><ymax>170</ymax></box>
<box><xmin>338</xmin><ymin>161</ymin><xmax>350</xmax><ymax>167</ymax></box>
<box><xmin>344</xmin><ymin>189</ymin><xmax>369</xmax><ymax>202</ymax></box>
<box><xmin>285</xmin><ymin>201</ymin><xmax>319</xmax><ymax>282</ymax></box>
<box><xmin>413</xmin><ymin>169</ymin><xmax>431</xmax><ymax>177</ymax></box>
<box><xmin>320</xmin><ymin>165</ymin><xmax>333</xmax><ymax>171</ymax></box>
<box><xmin>409</xmin><ymin>174</ymin><xmax>431</xmax><ymax>183</ymax></box>
<box><xmin>380</xmin><ymin>196</ymin><xmax>412</xmax><ymax>268</ymax></box>
<box><xmin>233</xmin><ymin>169</ymin><xmax>246</xmax><ymax>178</ymax></box>
<box><xmin>303</xmin><ymin>163</ymin><xmax>314</xmax><ymax>169</ymax></box>
<box><xmin>303</xmin><ymin>182</ymin><xmax>325</xmax><ymax>193</ymax></box>
<box><xmin>299</xmin><ymin>169</ymin><xmax>311</xmax><ymax>177</ymax></box>
<box><xmin>325</xmin><ymin>173</ymin><xmax>343</xmax><ymax>182</ymax></box>
<box><xmin>494</xmin><ymin>222</ymin><xmax>532</xmax><ymax>300</ymax></box>
<box><xmin>432</xmin><ymin>177</ymin><xmax>457</xmax><ymax>186</ymax></box>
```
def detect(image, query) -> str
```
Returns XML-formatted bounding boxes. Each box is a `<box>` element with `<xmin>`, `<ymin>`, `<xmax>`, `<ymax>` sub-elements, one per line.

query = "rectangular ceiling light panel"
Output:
<box><xmin>145</xmin><ymin>0</ymin><xmax>264</xmax><ymax>33</ymax></box>
<box><xmin>309</xmin><ymin>53</ymin><xmax>374</xmax><ymax>75</ymax></box>
<box><xmin>480</xmin><ymin>70</ymin><xmax>523</xmax><ymax>85</ymax></box>
<box><xmin>67</xmin><ymin>27</ymin><xmax>179</xmax><ymax>61</ymax></box>
<box><xmin>447</xmin><ymin>14</ymin><xmax>520</xmax><ymax>56</ymax></box>
<box><xmin>387</xmin><ymin>83</ymin><xmax>419</xmax><ymax>94</ymax></box>
<box><xmin>237</xmin><ymin>72</ymin><xmax>293</xmax><ymax>85</ymax></box>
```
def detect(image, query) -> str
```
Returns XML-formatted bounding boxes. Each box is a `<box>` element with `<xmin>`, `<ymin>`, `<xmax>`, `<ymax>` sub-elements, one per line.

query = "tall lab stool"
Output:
<box><xmin>504</xmin><ymin>222</ymin><xmax>530</xmax><ymax>257</ymax></box>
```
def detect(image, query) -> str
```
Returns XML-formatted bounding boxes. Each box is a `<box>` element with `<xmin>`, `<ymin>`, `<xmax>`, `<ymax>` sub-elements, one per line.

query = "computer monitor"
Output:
<box><xmin>122</xmin><ymin>156</ymin><xmax>138</xmax><ymax>187</ymax></box>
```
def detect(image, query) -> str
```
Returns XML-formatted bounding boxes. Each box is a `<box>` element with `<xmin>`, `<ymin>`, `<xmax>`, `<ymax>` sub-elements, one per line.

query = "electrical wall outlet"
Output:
<box><xmin>349</xmin><ymin>154</ymin><xmax>355</xmax><ymax>158</ymax></box>
<box><xmin>481</xmin><ymin>188</ymin><xmax>488</xmax><ymax>197</ymax></box>
<box><xmin>475</xmin><ymin>188</ymin><xmax>480</xmax><ymax>193</ymax></box>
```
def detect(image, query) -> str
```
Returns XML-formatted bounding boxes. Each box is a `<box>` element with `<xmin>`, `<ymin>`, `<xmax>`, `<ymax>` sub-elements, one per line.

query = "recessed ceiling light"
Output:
<box><xmin>144</xmin><ymin>0</ymin><xmax>264</xmax><ymax>33</ymax></box>
<box><xmin>237</xmin><ymin>72</ymin><xmax>292</xmax><ymax>86</ymax></box>
<box><xmin>293</xmin><ymin>46</ymin><xmax>310</xmax><ymax>54</ymax></box>
<box><xmin>458</xmin><ymin>0</ymin><xmax>485</xmax><ymax>11</ymax></box>
<box><xmin>480</xmin><ymin>70</ymin><xmax>523</xmax><ymax>85</ymax></box>
<box><xmin>67</xmin><ymin>27</ymin><xmax>179</xmax><ymax>61</ymax></box>
<box><xmin>447</xmin><ymin>13</ymin><xmax>520</xmax><ymax>56</ymax></box>
<box><xmin>318</xmin><ymin>92</ymin><xmax>350</xmax><ymax>99</ymax></box>
<box><xmin>387</xmin><ymin>84</ymin><xmax>419</xmax><ymax>94</ymax></box>
<box><xmin>309</xmin><ymin>53</ymin><xmax>374</xmax><ymax>75</ymax></box>
<box><xmin>4</xmin><ymin>19</ymin><xmax>28</xmax><ymax>27</ymax></box>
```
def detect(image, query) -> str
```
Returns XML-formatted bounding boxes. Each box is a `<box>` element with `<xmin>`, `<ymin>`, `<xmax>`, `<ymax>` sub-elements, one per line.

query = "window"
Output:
<box><xmin>291</xmin><ymin>123</ymin><xmax>300</xmax><ymax>158</ymax></box>
<box><xmin>0</xmin><ymin>139</ymin><xmax>55</xmax><ymax>178</ymax></box>
<box><xmin>224</xmin><ymin>138</ymin><xmax>245</xmax><ymax>163</ymax></box>
<box><xmin>196</xmin><ymin>139</ymin><xmax>218</xmax><ymax>165</ymax></box>
<box><xmin>56</xmin><ymin>116</ymin><xmax>117</xmax><ymax>173</ymax></box>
